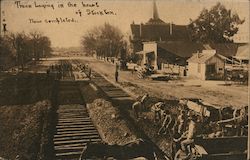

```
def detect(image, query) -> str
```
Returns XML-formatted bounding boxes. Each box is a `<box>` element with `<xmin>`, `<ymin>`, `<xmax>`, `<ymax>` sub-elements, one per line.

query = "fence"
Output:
<box><xmin>161</xmin><ymin>63</ymin><xmax>186</xmax><ymax>76</ymax></box>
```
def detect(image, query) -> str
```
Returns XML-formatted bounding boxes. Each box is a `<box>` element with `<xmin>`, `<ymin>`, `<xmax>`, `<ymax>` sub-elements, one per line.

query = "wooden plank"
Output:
<box><xmin>55</xmin><ymin>146</ymin><xmax>84</xmax><ymax>153</ymax></box>
<box><xmin>54</xmin><ymin>143</ymin><xmax>86</xmax><ymax>149</ymax></box>
<box><xmin>54</xmin><ymin>138</ymin><xmax>101</xmax><ymax>145</ymax></box>
<box><xmin>56</xmin><ymin>126</ymin><xmax>96</xmax><ymax>131</ymax></box>
<box><xmin>56</xmin><ymin>129</ymin><xmax>99</xmax><ymax>135</ymax></box>
<box><xmin>56</xmin><ymin>124</ymin><xmax>95</xmax><ymax>129</ymax></box>
<box><xmin>57</xmin><ymin>121</ymin><xmax>92</xmax><ymax>126</ymax></box>
<box><xmin>58</xmin><ymin>116</ymin><xmax>90</xmax><ymax>120</ymax></box>
<box><xmin>55</xmin><ymin>151</ymin><xmax>82</xmax><ymax>157</ymax></box>
<box><xmin>54</xmin><ymin>132</ymin><xmax>99</xmax><ymax>138</ymax></box>
<box><xmin>53</xmin><ymin>135</ymin><xmax>100</xmax><ymax>141</ymax></box>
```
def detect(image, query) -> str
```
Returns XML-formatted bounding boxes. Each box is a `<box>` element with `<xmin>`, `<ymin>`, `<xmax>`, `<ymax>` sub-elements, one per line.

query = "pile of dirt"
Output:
<box><xmin>78</xmin><ymin>82</ymin><xmax>99</xmax><ymax>104</ymax></box>
<box><xmin>87</xmin><ymin>99</ymin><xmax>137</xmax><ymax>145</ymax></box>
<box><xmin>0</xmin><ymin>100</ymin><xmax>51</xmax><ymax>159</ymax></box>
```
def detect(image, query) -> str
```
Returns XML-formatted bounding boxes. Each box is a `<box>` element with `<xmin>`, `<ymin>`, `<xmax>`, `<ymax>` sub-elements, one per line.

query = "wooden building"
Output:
<box><xmin>130</xmin><ymin>1</ymin><xmax>190</xmax><ymax>53</ymax></box>
<box><xmin>187</xmin><ymin>50</ymin><xmax>226</xmax><ymax>80</ymax></box>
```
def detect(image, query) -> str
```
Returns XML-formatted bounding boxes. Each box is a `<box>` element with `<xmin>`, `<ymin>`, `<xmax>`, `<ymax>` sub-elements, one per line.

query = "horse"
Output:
<box><xmin>80</xmin><ymin>138</ymin><xmax>159</xmax><ymax>160</ymax></box>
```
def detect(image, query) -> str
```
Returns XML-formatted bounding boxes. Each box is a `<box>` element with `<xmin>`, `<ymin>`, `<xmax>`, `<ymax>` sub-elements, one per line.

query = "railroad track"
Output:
<box><xmin>53</xmin><ymin>62</ymin><xmax>101</xmax><ymax>160</ymax></box>
<box><xmin>84</xmin><ymin>68</ymin><xmax>134</xmax><ymax>106</ymax></box>
<box><xmin>76</xmin><ymin>61</ymin><xmax>169</xmax><ymax>160</ymax></box>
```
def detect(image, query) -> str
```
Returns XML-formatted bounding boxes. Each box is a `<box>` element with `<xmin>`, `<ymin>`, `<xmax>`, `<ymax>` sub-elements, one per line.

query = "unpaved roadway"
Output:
<box><xmin>78</xmin><ymin>56</ymin><xmax>248</xmax><ymax>108</ymax></box>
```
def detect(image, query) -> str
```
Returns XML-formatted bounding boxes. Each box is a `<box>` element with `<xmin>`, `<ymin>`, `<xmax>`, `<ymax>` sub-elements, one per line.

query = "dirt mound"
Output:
<box><xmin>0</xmin><ymin>100</ymin><xmax>51</xmax><ymax>159</ymax></box>
<box><xmin>87</xmin><ymin>99</ymin><xmax>137</xmax><ymax>145</ymax></box>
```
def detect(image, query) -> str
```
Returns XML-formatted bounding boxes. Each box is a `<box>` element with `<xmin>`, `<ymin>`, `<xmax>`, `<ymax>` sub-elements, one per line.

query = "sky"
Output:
<box><xmin>1</xmin><ymin>0</ymin><xmax>249</xmax><ymax>47</ymax></box>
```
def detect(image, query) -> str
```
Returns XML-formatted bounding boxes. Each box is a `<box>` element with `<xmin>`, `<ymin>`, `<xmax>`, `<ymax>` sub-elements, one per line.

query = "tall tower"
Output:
<box><xmin>147</xmin><ymin>0</ymin><xmax>165</xmax><ymax>24</ymax></box>
<box><xmin>153</xmin><ymin>0</ymin><xmax>159</xmax><ymax>20</ymax></box>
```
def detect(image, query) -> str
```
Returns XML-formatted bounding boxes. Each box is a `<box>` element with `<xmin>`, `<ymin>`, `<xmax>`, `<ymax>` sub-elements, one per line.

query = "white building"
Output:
<box><xmin>187</xmin><ymin>50</ymin><xmax>226</xmax><ymax>80</ymax></box>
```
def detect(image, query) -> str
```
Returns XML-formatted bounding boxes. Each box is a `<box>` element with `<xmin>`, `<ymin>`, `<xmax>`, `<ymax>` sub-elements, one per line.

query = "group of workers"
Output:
<box><xmin>47</xmin><ymin>63</ymin><xmax>73</xmax><ymax>79</ymax></box>
<box><xmin>132</xmin><ymin>93</ymin><xmax>248</xmax><ymax>158</ymax></box>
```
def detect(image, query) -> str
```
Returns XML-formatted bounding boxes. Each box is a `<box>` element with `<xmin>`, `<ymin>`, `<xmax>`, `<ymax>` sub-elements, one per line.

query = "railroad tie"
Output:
<box><xmin>53</xmin><ymin>104</ymin><xmax>101</xmax><ymax>160</ymax></box>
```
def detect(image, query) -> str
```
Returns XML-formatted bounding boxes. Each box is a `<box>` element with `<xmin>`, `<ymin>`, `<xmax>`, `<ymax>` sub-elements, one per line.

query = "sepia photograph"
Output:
<box><xmin>0</xmin><ymin>0</ymin><xmax>249</xmax><ymax>159</ymax></box>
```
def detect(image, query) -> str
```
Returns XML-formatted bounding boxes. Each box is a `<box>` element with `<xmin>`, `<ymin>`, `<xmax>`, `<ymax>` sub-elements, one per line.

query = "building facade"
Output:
<box><xmin>187</xmin><ymin>50</ymin><xmax>226</xmax><ymax>80</ymax></box>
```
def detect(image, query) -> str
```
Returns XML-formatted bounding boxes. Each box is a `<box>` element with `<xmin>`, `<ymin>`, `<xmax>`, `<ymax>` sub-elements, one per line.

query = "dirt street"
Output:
<box><xmin>79</xmin><ymin>57</ymin><xmax>248</xmax><ymax>108</ymax></box>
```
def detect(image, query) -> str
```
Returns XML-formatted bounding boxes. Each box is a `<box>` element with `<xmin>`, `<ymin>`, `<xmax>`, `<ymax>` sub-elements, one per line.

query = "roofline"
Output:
<box><xmin>187</xmin><ymin>53</ymin><xmax>226</xmax><ymax>63</ymax></box>
<box><xmin>143</xmin><ymin>41</ymin><xmax>157</xmax><ymax>44</ymax></box>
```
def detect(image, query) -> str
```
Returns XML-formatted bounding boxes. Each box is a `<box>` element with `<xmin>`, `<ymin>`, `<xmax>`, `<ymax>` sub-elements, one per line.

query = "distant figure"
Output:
<box><xmin>115</xmin><ymin>70</ymin><xmax>119</xmax><ymax>82</ymax></box>
<box><xmin>46</xmin><ymin>69</ymin><xmax>50</xmax><ymax>77</ymax></box>
<box><xmin>141</xmin><ymin>94</ymin><xmax>149</xmax><ymax>111</ymax></box>
<box><xmin>116</xmin><ymin>62</ymin><xmax>119</xmax><ymax>71</ymax></box>
<box><xmin>132</xmin><ymin>101</ymin><xmax>142</xmax><ymax>120</ymax></box>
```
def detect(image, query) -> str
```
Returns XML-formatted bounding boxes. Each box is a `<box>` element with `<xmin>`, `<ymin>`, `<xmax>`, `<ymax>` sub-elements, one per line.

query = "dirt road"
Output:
<box><xmin>79</xmin><ymin>57</ymin><xmax>248</xmax><ymax>108</ymax></box>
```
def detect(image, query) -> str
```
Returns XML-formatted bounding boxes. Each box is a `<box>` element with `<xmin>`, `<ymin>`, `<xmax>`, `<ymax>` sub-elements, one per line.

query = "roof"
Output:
<box><xmin>130</xmin><ymin>23</ymin><xmax>190</xmax><ymax>42</ymax></box>
<box><xmin>187</xmin><ymin>51</ymin><xmax>225</xmax><ymax>63</ymax></box>
<box><xmin>234</xmin><ymin>43</ymin><xmax>249</xmax><ymax>60</ymax></box>
<box><xmin>209</xmin><ymin>43</ymin><xmax>239</xmax><ymax>57</ymax></box>
<box><xmin>156</xmin><ymin>42</ymin><xmax>243</xmax><ymax>58</ymax></box>
<box><xmin>157</xmin><ymin>41</ymin><xmax>205</xmax><ymax>58</ymax></box>
<box><xmin>146</xmin><ymin>18</ymin><xmax>166</xmax><ymax>25</ymax></box>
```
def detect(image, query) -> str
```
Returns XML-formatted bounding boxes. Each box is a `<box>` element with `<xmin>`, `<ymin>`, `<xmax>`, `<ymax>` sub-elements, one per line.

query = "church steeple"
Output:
<box><xmin>153</xmin><ymin>0</ymin><xmax>159</xmax><ymax>20</ymax></box>
<box><xmin>146</xmin><ymin>0</ymin><xmax>165</xmax><ymax>24</ymax></box>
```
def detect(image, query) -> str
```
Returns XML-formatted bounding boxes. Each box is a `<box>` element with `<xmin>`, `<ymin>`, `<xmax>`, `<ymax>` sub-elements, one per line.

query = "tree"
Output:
<box><xmin>4</xmin><ymin>31</ymin><xmax>52</xmax><ymax>71</ymax></box>
<box><xmin>9</xmin><ymin>32</ymin><xmax>31</xmax><ymax>70</ymax></box>
<box><xmin>81</xmin><ymin>23</ymin><xmax>127</xmax><ymax>59</ymax></box>
<box><xmin>29</xmin><ymin>31</ymin><xmax>52</xmax><ymax>60</ymax></box>
<box><xmin>29</xmin><ymin>31</ymin><xmax>42</xmax><ymax>61</ymax></box>
<box><xmin>188</xmin><ymin>2</ymin><xmax>244</xmax><ymax>43</ymax></box>
<box><xmin>0</xmin><ymin>35</ymin><xmax>16</xmax><ymax>70</ymax></box>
